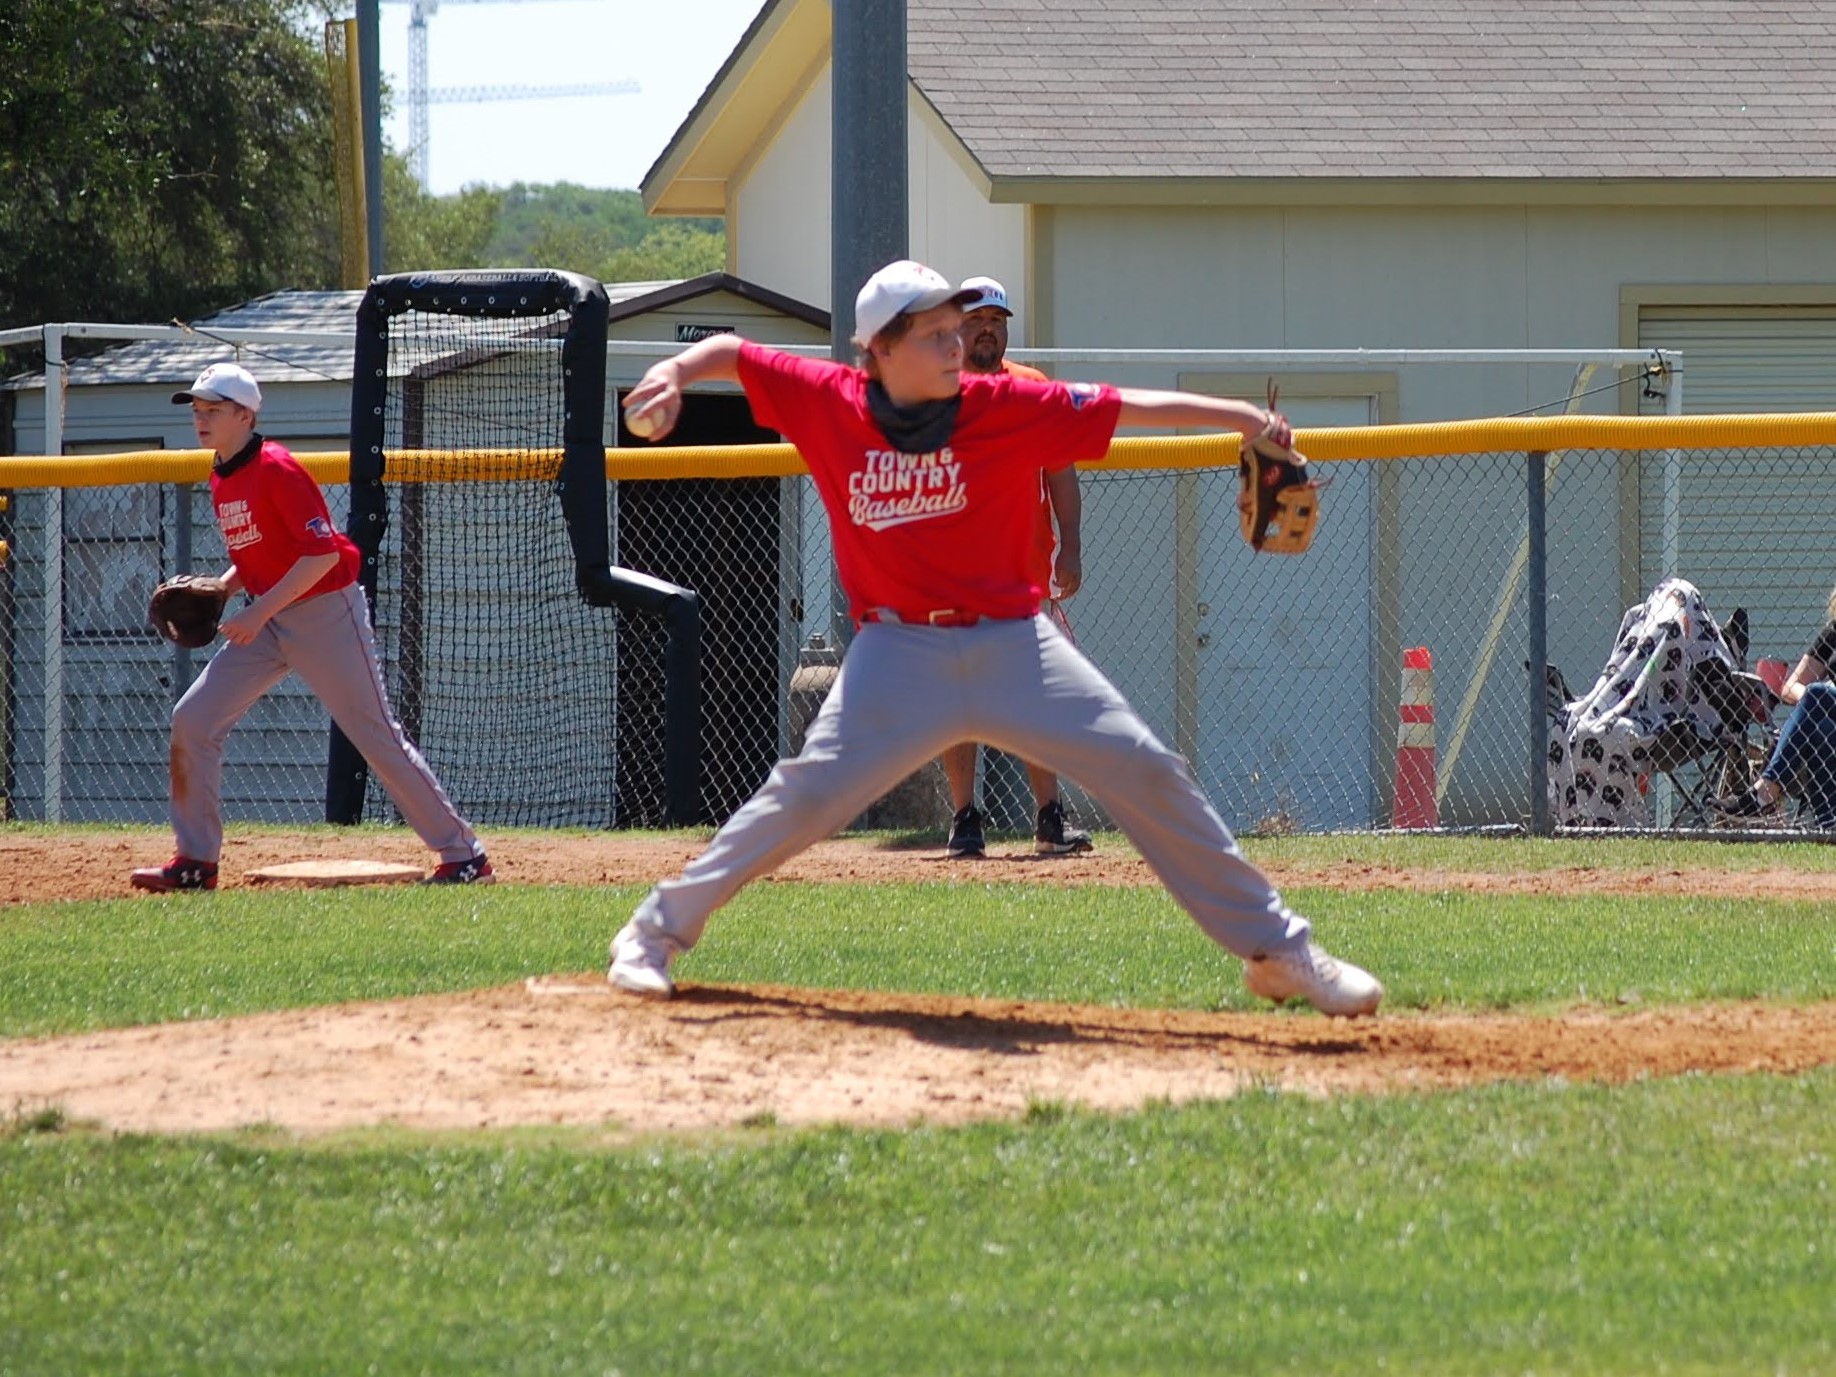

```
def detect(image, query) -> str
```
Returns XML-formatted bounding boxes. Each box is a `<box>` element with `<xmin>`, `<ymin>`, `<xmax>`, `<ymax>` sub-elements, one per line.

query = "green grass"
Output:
<box><xmin>3</xmin><ymin>1076</ymin><xmax>1832</xmax><ymax>1375</ymax></box>
<box><xmin>1239</xmin><ymin>830</ymin><xmax>1836</xmax><ymax>873</ymax></box>
<box><xmin>4</xmin><ymin>880</ymin><xmax>1836</xmax><ymax>1037</ymax></box>
<box><xmin>4</xmin><ymin>831</ymin><xmax>1834</xmax><ymax>1373</ymax></box>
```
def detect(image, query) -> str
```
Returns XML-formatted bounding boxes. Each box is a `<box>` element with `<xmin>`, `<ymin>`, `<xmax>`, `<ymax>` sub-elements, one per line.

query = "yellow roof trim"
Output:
<box><xmin>643</xmin><ymin>0</ymin><xmax>830</xmax><ymax>217</ymax></box>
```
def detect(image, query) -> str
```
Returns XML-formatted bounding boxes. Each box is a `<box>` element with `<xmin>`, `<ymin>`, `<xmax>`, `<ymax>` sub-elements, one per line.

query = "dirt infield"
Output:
<box><xmin>14</xmin><ymin>825</ymin><xmax>1836</xmax><ymax>905</ymax></box>
<box><xmin>5</xmin><ymin>828</ymin><xmax>1836</xmax><ymax>1139</ymax></box>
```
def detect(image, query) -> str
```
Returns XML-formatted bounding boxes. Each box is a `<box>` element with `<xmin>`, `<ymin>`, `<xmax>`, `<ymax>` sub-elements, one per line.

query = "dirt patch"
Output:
<box><xmin>5</xmin><ymin>827</ymin><xmax>1835</xmax><ymax>1138</ymax></box>
<box><xmin>12</xmin><ymin>826</ymin><xmax>1836</xmax><ymax>904</ymax></box>
<box><xmin>5</xmin><ymin>981</ymin><xmax>1833</xmax><ymax>1140</ymax></box>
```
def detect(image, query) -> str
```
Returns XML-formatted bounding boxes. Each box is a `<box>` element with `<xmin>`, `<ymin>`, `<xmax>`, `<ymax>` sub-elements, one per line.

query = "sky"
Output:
<box><xmin>376</xmin><ymin>0</ymin><xmax>769</xmax><ymax>196</ymax></box>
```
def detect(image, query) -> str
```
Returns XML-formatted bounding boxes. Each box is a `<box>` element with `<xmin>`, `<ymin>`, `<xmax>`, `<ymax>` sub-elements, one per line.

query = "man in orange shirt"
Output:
<box><xmin>941</xmin><ymin>276</ymin><xmax>1094</xmax><ymax>857</ymax></box>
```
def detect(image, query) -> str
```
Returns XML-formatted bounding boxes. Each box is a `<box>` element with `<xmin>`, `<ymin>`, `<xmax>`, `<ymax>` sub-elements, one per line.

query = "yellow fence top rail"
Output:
<box><xmin>5</xmin><ymin>412</ymin><xmax>1836</xmax><ymax>487</ymax></box>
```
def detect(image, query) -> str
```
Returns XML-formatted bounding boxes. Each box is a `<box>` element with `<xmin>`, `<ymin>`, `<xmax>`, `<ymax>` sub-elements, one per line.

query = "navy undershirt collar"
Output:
<box><xmin>866</xmin><ymin>383</ymin><xmax>960</xmax><ymax>454</ymax></box>
<box><xmin>213</xmin><ymin>432</ymin><xmax>262</xmax><ymax>479</ymax></box>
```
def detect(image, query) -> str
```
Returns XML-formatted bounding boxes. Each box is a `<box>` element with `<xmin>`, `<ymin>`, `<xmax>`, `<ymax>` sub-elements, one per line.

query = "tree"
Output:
<box><xmin>382</xmin><ymin>157</ymin><xmax>504</xmax><ymax>273</ymax></box>
<box><xmin>0</xmin><ymin>0</ymin><xmax>342</xmax><ymax>332</ymax></box>
<box><xmin>599</xmin><ymin>223</ymin><xmax>725</xmax><ymax>283</ymax></box>
<box><xmin>491</xmin><ymin>183</ymin><xmax>724</xmax><ymax>283</ymax></box>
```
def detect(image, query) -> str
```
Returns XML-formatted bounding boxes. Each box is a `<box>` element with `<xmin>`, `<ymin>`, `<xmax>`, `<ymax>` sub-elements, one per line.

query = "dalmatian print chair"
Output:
<box><xmin>1546</xmin><ymin>577</ymin><xmax>1740</xmax><ymax>828</ymax></box>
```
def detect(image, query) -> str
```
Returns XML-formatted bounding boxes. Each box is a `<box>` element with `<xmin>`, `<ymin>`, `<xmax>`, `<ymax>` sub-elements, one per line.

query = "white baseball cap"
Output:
<box><xmin>853</xmin><ymin>260</ymin><xmax>979</xmax><ymax>345</ymax></box>
<box><xmin>172</xmin><ymin>362</ymin><xmax>262</xmax><ymax>412</ymax></box>
<box><xmin>959</xmin><ymin>276</ymin><xmax>1012</xmax><ymax>316</ymax></box>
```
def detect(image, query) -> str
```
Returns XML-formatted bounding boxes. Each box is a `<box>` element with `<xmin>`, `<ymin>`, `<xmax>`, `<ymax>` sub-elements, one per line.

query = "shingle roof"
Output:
<box><xmin>908</xmin><ymin>0</ymin><xmax>1836</xmax><ymax>178</ymax></box>
<box><xmin>7</xmin><ymin>282</ymin><xmax>691</xmax><ymax>392</ymax></box>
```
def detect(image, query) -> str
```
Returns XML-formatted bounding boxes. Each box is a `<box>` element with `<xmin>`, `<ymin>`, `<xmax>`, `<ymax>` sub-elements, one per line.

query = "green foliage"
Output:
<box><xmin>381</xmin><ymin>154</ymin><xmax>504</xmax><ymax>273</ymax></box>
<box><xmin>0</xmin><ymin>0</ymin><xmax>341</xmax><ymax>330</ymax></box>
<box><xmin>486</xmin><ymin>182</ymin><xmax>724</xmax><ymax>282</ymax></box>
<box><xmin>3</xmin><ymin>1077</ymin><xmax>1833</xmax><ymax>1373</ymax></box>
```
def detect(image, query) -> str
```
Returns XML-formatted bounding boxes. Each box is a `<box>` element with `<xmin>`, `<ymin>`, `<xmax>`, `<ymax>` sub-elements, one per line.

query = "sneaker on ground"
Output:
<box><xmin>129</xmin><ymin>856</ymin><xmax>219</xmax><ymax>893</ymax></box>
<box><xmin>1244</xmin><ymin>942</ymin><xmax>1384</xmax><ymax>1017</ymax></box>
<box><xmin>1710</xmin><ymin>789</ymin><xmax>1779</xmax><ymax>819</ymax></box>
<box><xmin>946</xmin><ymin>804</ymin><xmax>986</xmax><ymax>858</ymax></box>
<box><xmin>1035</xmin><ymin>799</ymin><xmax>1094</xmax><ymax>855</ymax></box>
<box><xmin>609</xmin><ymin>922</ymin><xmax>675</xmax><ymax>998</ymax></box>
<box><xmin>423</xmin><ymin>853</ymin><xmax>495</xmax><ymax>885</ymax></box>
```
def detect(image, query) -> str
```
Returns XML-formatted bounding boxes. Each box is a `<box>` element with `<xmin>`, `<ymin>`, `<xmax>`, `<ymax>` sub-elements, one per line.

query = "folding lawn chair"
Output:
<box><xmin>1544</xmin><ymin>579</ymin><xmax>1768</xmax><ymax>829</ymax></box>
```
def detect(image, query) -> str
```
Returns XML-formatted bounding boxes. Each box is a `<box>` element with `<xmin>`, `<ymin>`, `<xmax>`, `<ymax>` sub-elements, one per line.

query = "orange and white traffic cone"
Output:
<box><xmin>1394</xmin><ymin>646</ymin><xmax>1438</xmax><ymax>829</ymax></box>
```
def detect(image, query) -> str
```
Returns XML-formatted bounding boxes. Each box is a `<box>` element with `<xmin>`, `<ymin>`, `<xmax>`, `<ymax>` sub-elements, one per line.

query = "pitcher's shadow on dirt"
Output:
<box><xmin>671</xmin><ymin>985</ymin><xmax>1367</xmax><ymax>1059</ymax></box>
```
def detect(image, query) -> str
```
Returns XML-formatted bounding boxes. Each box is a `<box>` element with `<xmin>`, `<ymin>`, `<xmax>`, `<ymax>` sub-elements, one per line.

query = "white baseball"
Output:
<box><xmin>625</xmin><ymin>398</ymin><xmax>664</xmax><ymax>439</ymax></box>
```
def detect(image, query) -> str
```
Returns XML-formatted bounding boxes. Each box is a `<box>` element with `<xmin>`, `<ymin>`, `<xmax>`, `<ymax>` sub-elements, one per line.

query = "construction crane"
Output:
<box><xmin>382</xmin><ymin>0</ymin><xmax>638</xmax><ymax>188</ymax></box>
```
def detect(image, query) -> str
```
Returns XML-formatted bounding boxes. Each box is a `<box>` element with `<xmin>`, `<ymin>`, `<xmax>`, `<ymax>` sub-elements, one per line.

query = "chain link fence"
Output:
<box><xmin>6</xmin><ymin>426</ymin><xmax>1835</xmax><ymax>836</ymax></box>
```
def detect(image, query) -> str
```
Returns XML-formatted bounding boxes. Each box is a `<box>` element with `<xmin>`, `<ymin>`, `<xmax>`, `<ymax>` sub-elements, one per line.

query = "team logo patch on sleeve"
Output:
<box><xmin>1066</xmin><ymin>382</ymin><xmax>1102</xmax><ymax>410</ymax></box>
<box><xmin>305</xmin><ymin>516</ymin><xmax>333</xmax><ymax>539</ymax></box>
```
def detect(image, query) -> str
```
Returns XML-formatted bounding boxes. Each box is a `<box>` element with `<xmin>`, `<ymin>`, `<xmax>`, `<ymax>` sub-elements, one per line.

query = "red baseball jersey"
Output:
<box><xmin>737</xmin><ymin>342</ymin><xmax>1120</xmax><ymax>624</ymax></box>
<box><xmin>210</xmin><ymin>438</ymin><xmax>360</xmax><ymax>599</ymax></box>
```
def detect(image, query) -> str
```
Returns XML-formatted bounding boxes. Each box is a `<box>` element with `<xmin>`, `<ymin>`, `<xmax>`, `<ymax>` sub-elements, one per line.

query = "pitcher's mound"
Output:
<box><xmin>246</xmin><ymin>859</ymin><xmax>425</xmax><ymax>888</ymax></box>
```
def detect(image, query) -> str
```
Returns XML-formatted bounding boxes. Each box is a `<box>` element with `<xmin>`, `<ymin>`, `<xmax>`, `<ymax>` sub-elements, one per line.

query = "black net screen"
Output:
<box><xmin>365</xmin><ymin>309</ymin><xmax>615</xmax><ymax>827</ymax></box>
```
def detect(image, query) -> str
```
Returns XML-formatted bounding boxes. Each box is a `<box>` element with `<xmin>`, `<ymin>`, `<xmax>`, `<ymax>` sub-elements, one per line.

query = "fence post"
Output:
<box><xmin>43</xmin><ymin>327</ymin><xmax>64</xmax><ymax>823</ymax></box>
<box><xmin>172</xmin><ymin>483</ymin><xmax>197</xmax><ymax>696</ymax></box>
<box><xmin>1527</xmin><ymin>450</ymin><xmax>1552</xmax><ymax>836</ymax></box>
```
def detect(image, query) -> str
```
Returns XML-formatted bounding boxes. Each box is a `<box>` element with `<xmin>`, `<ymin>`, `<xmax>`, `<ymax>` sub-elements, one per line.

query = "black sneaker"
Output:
<box><xmin>423</xmin><ymin>853</ymin><xmax>495</xmax><ymax>885</ymax></box>
<box><xmin>1035</xmin><ymin>799</ymin><xmax>1094</xmax><ymax>855</ymax></box>
<box><xmin>946</xmin><ymin>805</ymin><xmax>986</xmax><ymax>858</ymax></box>
<box><xmin>1711</xmin><ymin>790</ymin><xmax>1778</xmax><ymax>820</ymax></box>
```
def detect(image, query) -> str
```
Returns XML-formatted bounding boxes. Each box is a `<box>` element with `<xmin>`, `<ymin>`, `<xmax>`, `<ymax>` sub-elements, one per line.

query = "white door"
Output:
<box><xmin>1195</xmin><ymin>396</ymin><xmax>1378</xmax><ymax>833</ymax></box>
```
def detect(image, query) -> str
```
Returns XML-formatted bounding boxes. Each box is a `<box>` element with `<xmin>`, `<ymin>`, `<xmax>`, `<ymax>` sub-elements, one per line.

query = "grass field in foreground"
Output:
<box><xmin>4</xmin><ymin>1075</ymin><xmax>1833</xmax><ymax>1376</ymax></box>
<box><xmin>3</xmin><ymin>878</ymin><xmax>1836</xmax><ymax>1036</ymax></box>
<box><xmin>4</xmin><ymin>832</ymin><xmax>1834</xmax><ymax>1374</ymax></box>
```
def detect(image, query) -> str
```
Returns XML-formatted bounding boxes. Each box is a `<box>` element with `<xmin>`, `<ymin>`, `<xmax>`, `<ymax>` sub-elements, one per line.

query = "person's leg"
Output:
<box><xmin>279</xmin><ymin>587</ymin><xmax>482</xmax><ymax>865</ymax></box>
<box><xmin>940</xmin><ymin>741</ymin><xmax>986</xmax><ymax>857</ymax></box>
<box><xmin>942</xmin><ymin>743</ymin><xmax>978</xmax><ymax>811</ymax></box>
<box><xmin>1762</xmin><ymin>682</ymin><xmax>1836</xmax><ymax>824</ymax></box>
<box><xmin>1020</xmin><ymin>600</ymin><xmax>1092</xmax><ymax>853</ymax></box>
<box><xmin>613</xmin><ymin>623</ymin><xmax>977</xmax><ymax>992</ymax></box>
<box><xmin>1022</xmin><ymin>762</ymin><xmax>1059</xmax><ymax>810</ymax></box>
<box><xmin>967</xmin><ymin>620</ymin><xmax>1296</xmax><ymax>953</ymax></box>
<box><xmin>1025</xmin><ymin>759</ymin><xmax>1094</xmax><ymax>854</ymax></box>
<box><xmin>963</xmin><ymin>618</ymin><xmax>1378</xmax><ymax>1014</ymax></box>
<box><xmin>165</xmin><ymin>633</ymin><xmax>293</xmax><ymax>864</ymax></box>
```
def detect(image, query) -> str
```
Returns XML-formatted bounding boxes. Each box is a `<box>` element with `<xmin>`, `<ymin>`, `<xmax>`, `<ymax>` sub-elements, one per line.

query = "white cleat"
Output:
<box><xmin>608</xmin><ymin>922</ymin><xmax>675</xmax><ymax>999</ymax></box>
<box><xmin>1244</xmin><ymin>942</ymin><xmax>1384</xmax><ymax>1018</ymax></box>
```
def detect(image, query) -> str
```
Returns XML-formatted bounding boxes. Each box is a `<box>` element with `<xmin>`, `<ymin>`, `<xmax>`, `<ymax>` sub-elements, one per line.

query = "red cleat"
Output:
<box><xmin>423</xmin><ymin>854</ymin><xmax>494</xmax><ymax>885</ymax></box>
<box><xmin>129</xmin><ymin>856</ymin><xmax>219</xmax><ymax>893</ymax></box>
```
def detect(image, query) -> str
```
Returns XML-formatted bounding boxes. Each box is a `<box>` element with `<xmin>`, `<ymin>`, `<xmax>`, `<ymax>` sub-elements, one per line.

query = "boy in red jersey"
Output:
<box><xmin>609</xmin><ymin>263</ymin><xmax>1382</xmax><ymax>1016</ymax></box>
<box><xmin>129</xmin><ymin>362</ymin><xmax>491</xmax><ymax>891</ymax></box>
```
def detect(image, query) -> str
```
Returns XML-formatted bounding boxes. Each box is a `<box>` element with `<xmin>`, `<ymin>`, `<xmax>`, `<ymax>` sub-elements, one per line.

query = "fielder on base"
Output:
<box><xmin>129</xmin><ymin>362</ymin><xmax>493</xmax><ymax>892</ymax></box>
<box><xmin>608</xmin><ymin>261</ymin><xmax>1383</xmax><ymax>1017</ymax></box>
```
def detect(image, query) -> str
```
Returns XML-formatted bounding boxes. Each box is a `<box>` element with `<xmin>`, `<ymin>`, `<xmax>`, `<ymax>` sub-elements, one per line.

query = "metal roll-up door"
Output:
<box><xmin>1636</xmin><ymin>305</ymin><xmax>1836</xmax><ymax>664</ymax></box>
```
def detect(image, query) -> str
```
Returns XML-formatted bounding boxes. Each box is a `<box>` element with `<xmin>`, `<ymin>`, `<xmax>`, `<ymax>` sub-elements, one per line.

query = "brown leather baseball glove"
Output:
<box><xmin>148</xmin><ymin>575</ymin><xmax>230</xmax><ymax>649</ymax></box>
<box><xmin>1238</xmin><ymin>382</ymin><xmax>1320</xmax><ymax>555</ymax></box>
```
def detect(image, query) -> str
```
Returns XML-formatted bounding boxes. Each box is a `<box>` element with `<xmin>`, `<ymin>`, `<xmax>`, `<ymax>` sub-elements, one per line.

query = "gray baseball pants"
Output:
<box><xmin>168</xmin><ymin>583</ymin><xmax>480</xmax><ymax>865</ymax></box>
<box><xmin>627</xmin><ymin>614</ymin><xmax>1312</xmax><ymax>961</ymax></box>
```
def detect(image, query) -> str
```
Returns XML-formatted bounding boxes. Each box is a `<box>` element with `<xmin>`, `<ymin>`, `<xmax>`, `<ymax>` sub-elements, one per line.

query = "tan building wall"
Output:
<box><xmin>731</xmin><ymin>72</ymin><xmax>1026</xmax><ymax>337</ymax></box>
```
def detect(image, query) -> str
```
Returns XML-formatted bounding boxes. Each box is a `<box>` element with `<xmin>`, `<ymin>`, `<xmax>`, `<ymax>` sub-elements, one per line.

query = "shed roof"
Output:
<box><xmin>5</xmin><ymin>282</ymin><xmax>696</xmax><ymax>392</ymax></box>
